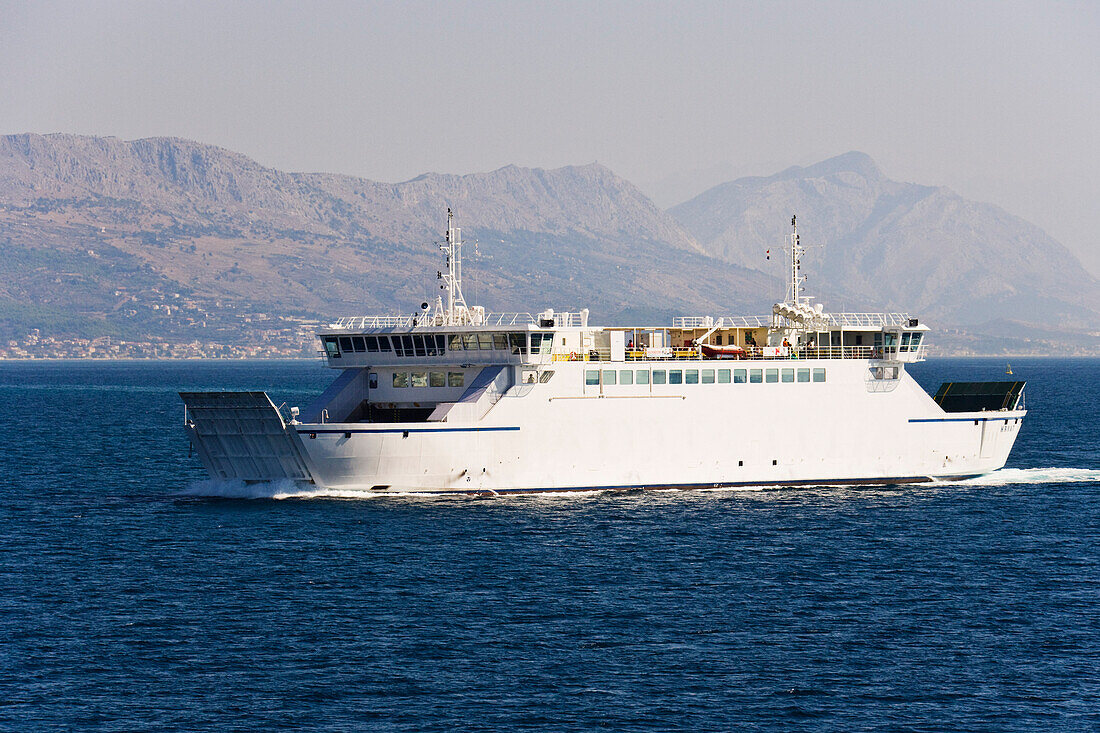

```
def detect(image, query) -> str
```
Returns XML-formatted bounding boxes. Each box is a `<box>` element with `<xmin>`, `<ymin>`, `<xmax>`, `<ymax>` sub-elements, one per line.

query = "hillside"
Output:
<box><xmin>670</xmin><ymin>152</ymin><xmax>1100</xmax><ymax>331</ymax></box>
<box><xmin>0</xmin><ymin>134</ymin><xmax>774</xmax><ymax>351</ymax></box>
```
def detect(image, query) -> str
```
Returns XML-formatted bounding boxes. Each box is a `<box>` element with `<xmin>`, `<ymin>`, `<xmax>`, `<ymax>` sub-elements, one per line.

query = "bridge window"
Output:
<box><xmin>393</xmin><ymin>372</ymin><xmax>408</xmax><ymax>388</ymax></box>
<box><xmin>652</xmin><ymin>370</ymin><xmax>667</xmax><ymax>385</ymax></box>
<box><xmin>436</xmin><ymin>335</ymin><xmax>447</xmax><ymax>354</ymax></box>
<box><xmin>813</xmin><ymin>368</ymin><xmax>826</xmax><ymax>382</ymax></box>
<box><xmin>377</xmin><ymin>336</ymin><xmax>392</xmax><ymax>352</ymax></box>
<box><xmin>364</xmin><ymin>336</ymin><xmax>379</xmax><ymax>352</ymax></box>
<box><xmin>717</xmin><ymin>369</ymin><xmax>730</xmax><ymax>384</ymax></box>
<box><xmin>449</xmin><ymin>334</ymin><xmax>464</xmax><ymax>351</ymax></box>
<box><xmin>430</xmin><ymin>371</ymin><xmax>446</xmax><ymax>387</ymax></box>
<box><xmin>324</xmin><ymin>336</ymin><xmax>340</xmax><ymax>358</ymax></box>
<box><xmin>392</xmin><ymin>337</ymin><xmax>404</xmax><ymax>357</ymax></box>
<box><xmin>478</xmin><ymin>333</ymin><xmax>493</xmax><ymax>350</ymax></box>
<box><xmin>448</xmin><ymin>371</ymin><xmax>465</xmax><ymax>387</ymax></box>
<box><xmin>734</xmin><ymin>369</ymin><xmax>747</xmax><ymax>384</ymax></box>
<box><xmin>402</xmin><ymin>335</ymin><xmax>415</xmax><ymax>356</ymax></box>
<box><xmin>585</xmin><ymin>370</ymin><xmax>600</xmax><ymax>386</ymax></box>
<box><xmin>619</xmin><ymin>369</ymin><xmax>633</xmax><ymax>385</ymax></box>
<box><xmin>669</xmin><ymin>370</ymin><xmax>683</xmax><ymax>385</ymax></box>
<box><xmin>463</xmin><ymin>334</ymin><xmax>478</xmax><ymax>350</ymax></box>
<box><xmin>636</xmin><ymin>370</ymin><xmax>650</xmax><ymax>385</ymax></box>
<box><xmin>781</xmin><ymin>368</ymin><xmax>794</xmax><ymax>383</ymax></box>
<box><xmin>352</xmin><ymin>336</ymin><xmax>365</xmax><ymax>353</ymax></box>
<box><xmin>339</xmin><ymin>336</ymin><xmax>354</xmax><ymax>353</ymax></box>
<box><xmin>765</xmin><ymin>369</ymin><xmax>779</xmax><ymax>383</ymax></box>
<box><xmin>509</xmin><ymin>333</ymin><xmax>527</xmax><ymax>355</ymax></box>
<box><xmin>412</xmin><ymin>335</ymin><xmax>427</xmax><ymax>357</ymax></box>
<box><xmin>685</xmin><ymin>369</ymin><xmax>699</xmax><ymax>384</ymax></box>
<box><xmin>797</xmin><ymin>368</ymin><xmax>810</xmax><ymax>383</ymax></box>
<box><xmin>411</xmin><ymin>372</ymin><xmax>428</xmax><ymax>388</ymax></box>
<box><xmin>423</xmin><ymin>335</ymin><xmax>437</xmax><ymax>356</ymax></box>
<box><xmin>493</xmin><ymin>333</ymin><xmax>508</xmax><ymax>350</ymax></box>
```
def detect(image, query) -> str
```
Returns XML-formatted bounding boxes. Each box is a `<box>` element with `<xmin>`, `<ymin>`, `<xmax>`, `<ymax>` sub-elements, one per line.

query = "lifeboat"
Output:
<box><xmin>700</xmin><ymin>343</ymin><xmax>746</xmax><ymax>359</ymax></box>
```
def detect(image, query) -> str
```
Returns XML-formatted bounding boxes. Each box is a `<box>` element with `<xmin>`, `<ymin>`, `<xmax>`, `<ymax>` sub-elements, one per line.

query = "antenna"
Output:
<box><xmin>785</xmin><ymin>214</ymin><xmax>806</xmax><ymax>306</ymax></box>
<box><xmin>438</xmin><ymin>208</ymin><xmax>470</xmax><ymax>325</ymax></box>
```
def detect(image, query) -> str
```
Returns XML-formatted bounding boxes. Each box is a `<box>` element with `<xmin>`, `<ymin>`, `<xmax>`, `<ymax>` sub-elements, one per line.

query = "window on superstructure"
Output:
<box><xmin>686</xmin><ymin>370</ymin><xmax>699</xmax><ymax>384</ymax></box>
<box><xmin>411</xmin><ymin>372</ymin><xmax>428</xmax><ymax>388</ymax></box>
<box><xmin>781</xmin><ymin>368</ymin><xmax>794</xmax><ymax>383</ymax></box>
<box><xmin>812</xmin><ymin>368</ymin><xmax>826</xmax><ymax>383</ymax></box>
<box><xmin>602</xmin><ymin>370</ymin><xmax>617</xmax><ymax>385</ymax></box>
<box><xmin>449</xmin><ymin>334</ymin><xmax>464</xmax><ymax>351</ymax></box>
<box><xmin>797</xmin><ymin>369</ymin><xmax>810</xmax><ymax>383</ymax></box>
<box><xmin>765</xmin><ymin>369</ymin><xmax>779</xmax><ymax>383</ymax></box>
<box><xmin>339</xmin><ymin>337</ymin><xmax>354</xmax><ymax>353</ymax></box>
<box><xmin>717</xmin><ymin>369</ymin><xmax>730</xmax><ymax>384</ymax></box>
<box><xmin>702</xmin><ymin>369</ymin><xmax>715</xmax><ymax>384</ymax></box>
<box><xmin>619</xmin><ymin>369</ymin><xmax>633</xmax><ymax>385</ymax></box>
<box><xmin>652</xmin><ymin>370</ymin><xmax>667</xmax><ymax>385</ymax></box>
<box><xmin>585</xmin><ymin>370</ymin><xmax>600</xmax><ymax>386</ymax></box>
<box><xmin>733</xmin><ymin>369</ymin><xmax>746</xmax><ymax>384</ymax></box>
<box><xmin>430</xmin><ymin>371</ymin><xmax>446</xmax><ymax>387</ymax></box>
<box><xmin>636</xmin><ymin>370</ymin><xmax>650</xmax><ymax>385</ymax></box>
<box><xmin>539</xmin><ymin>371</ymin><xmax>555</xmax><ymax>383</ymax></box>
<box><xmin>478</xmin><ymin>333</ymin><xmax>493</xmax><ymax>350</ymax></box>
<box><xmin>393</xmin><ymin>372</ymin><xmax>408</xmax><ymax>388</ymax></box>
<box><xmin>669</xmin><ymin>370</ymin><xmax>683</xmax><ymax>385</ymax></box>
<box><xmin>749</xmin><ymin>369</ymin><xmax>762</xmax><ymax>384</ymax></box>
<box><xmin>493</xmin><ymin>333</ymin><xmax>508</xmax><ymax>350</ymax></box>
<box><xmin>448</xmin><ymin>371</ymin><xmax>465</xmax><ymax>387</ymax></box>
<box><xmin>509</xmin><ymin>333</ymin><xmax>527</xmax><ymax>355</ymax></box>
<box><xmin>365</xmin><ymin>336</ymin><xmax>379</xmax><ymax>352</ymax></box>
<box><xmin>352</xmin><ymin>336</ymin><xmax>366</xmax><ymax>353</ymax></box>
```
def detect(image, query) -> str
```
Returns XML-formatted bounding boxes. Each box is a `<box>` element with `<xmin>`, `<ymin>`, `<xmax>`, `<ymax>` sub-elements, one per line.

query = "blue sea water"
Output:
<box><xmin>1</xmin><ymin>357</ymin><xmax>1098</xmax><ymax>731</ymax></box>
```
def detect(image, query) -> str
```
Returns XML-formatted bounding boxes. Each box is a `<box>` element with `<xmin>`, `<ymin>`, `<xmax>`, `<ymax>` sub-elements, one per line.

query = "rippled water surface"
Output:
<box><xmin>2</xmin><ymin>358</ymin><xmax>1098</xmax><ymax>731</ymax></box>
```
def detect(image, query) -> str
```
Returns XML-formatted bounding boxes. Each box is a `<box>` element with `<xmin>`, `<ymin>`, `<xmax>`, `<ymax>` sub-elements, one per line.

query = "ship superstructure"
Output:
<box><xmin>181</xmin><ymin>212</ymin><xmax>1026</xmax><ymax>494</ymax></box>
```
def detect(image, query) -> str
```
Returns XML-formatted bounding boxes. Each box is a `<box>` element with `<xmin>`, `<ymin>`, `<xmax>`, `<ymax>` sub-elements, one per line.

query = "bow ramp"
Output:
<box><xmin>180</xmin><ymin>391</ymin><xmax>314</xmax><ymax>482</ymax></box>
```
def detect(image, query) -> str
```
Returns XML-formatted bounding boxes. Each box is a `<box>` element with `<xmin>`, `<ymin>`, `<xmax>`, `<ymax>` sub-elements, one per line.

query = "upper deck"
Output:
<box><xmin>317</xmin><ymin>308</ymin><xmax>930</xmax><ymax>368</ymax></box>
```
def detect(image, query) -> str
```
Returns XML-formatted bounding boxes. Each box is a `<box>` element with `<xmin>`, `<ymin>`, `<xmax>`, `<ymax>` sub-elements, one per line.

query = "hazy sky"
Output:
<box><xmin>3</xmin><ymin>0</ymin><xmax>1098</xmax><ymax>273</ymax></box>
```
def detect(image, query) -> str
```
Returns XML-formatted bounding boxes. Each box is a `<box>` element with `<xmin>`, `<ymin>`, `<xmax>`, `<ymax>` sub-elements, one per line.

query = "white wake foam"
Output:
<box><xmin>952</xmin><ymin>467</ymin><xmax>1100</xmax><ymax>486</ymax></box>
<box><xmin>178</xmin><ymin>479</ymin><xmax>397</xmax><ymax>501</ymax></box>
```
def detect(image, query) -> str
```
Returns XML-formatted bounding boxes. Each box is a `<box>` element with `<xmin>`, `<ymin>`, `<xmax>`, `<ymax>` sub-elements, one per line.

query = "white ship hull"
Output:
<box><xmin>184</xmin><ymin>359</ymin><xmax>1025</xmax><ymax>495</ymax></box>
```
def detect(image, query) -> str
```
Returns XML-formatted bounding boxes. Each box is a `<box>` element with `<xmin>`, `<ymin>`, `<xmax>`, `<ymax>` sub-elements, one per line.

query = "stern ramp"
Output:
<box><xmin>180</xmin><ymin>391</ymin><xmax>313</xmax><ymax>482</ymax></box>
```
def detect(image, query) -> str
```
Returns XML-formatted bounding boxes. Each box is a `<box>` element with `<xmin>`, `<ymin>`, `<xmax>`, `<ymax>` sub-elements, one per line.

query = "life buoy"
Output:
<box><xmin>569</xmin><ymin>352</ymin><xmax>577</xmax><ymax>361</ymax></box>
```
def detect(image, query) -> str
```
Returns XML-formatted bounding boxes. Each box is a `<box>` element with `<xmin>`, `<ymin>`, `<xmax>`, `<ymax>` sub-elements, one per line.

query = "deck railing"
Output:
<box><xmin>551</xmin><ymin>345</ymin><xmax>922</xmax><ymax>362</ymax></box>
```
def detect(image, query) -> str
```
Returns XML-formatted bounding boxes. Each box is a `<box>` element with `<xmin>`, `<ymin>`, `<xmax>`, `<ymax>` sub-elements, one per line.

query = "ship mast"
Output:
<box><xmin>439</xmin><ymin>208</ymin><xmax>469</xmax><ymax>325</ymax></box>
<box><xmin>785</xmin><ymin>214</ymin><xmax>806</xmax><ymax>307</ymax></box>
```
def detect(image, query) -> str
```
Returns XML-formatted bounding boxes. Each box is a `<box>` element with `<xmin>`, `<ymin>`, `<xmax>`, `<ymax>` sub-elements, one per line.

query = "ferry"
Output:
<box><xmin>181</xmin><ymin>212</ymin><xmax>1026</xmax><ymax>494</ymax></box>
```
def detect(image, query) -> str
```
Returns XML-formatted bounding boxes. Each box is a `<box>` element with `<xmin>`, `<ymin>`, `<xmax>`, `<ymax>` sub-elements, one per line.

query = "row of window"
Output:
<box><xmin>585</xmin><ymin>367</ymin><xmax>827</xmax><ymax>386</ymax></box>
<box><xmin>326</xmin><ymin>331</ymin><xmax>553</xmax><ymax>358</ymax></box>
<box><xmin>392</xmin><ymin>371</ymin><xmax>466</xmax><ymax>388</ymax></box>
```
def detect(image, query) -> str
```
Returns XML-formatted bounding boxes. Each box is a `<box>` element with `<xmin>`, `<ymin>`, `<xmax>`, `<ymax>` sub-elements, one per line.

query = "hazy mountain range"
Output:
<box><xmin>1</xmin><ymin>133</ymin><xmax>1096</xmax><ymax>355</ymax></box>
